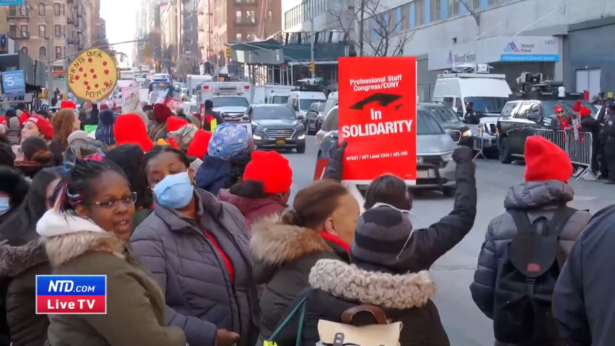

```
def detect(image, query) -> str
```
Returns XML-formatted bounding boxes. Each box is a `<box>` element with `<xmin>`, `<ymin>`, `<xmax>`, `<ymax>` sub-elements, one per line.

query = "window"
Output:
<box><xmin>54</xmin><ymin>3</ymin><xmax>60</xmax><ymax>16</ymax></box>
<box><xmin>212</xmin><ymin>97</ymin><xmax>249</xmax><ymax>108</ymax></box>
<box><xmin>268</xmin><ymin>10</ymin><xmax>273</xmax><ymax>22</ymax></box>
<box><xmin>464</xmin><ymin>97</ymin><xmax>508</xmax><ymax>114</ymax></box>
<box><xmin>235</xmin><ymin>10</ymin><xmax>241</xmax><ymax>22</ymax></box>
<box><xmin>401</xmin><ymin>4</ymin><xmax>410</xmax><ymax>30</ymax></box>
<box><xmin>472</xmin><ymin>0</ymin><xmax>480</xmax><ymax>9</ymax></box>
<box><xmin>253</xmin><ymin>105</ymin><xmax>296</xmax><ymax>120</ymax></box>
<box><xmin>430</xmin><ymin>0</ymin><xmax>440</xmax><ymax>23</ymax></box>
<box><xmin>39</xmin><ymin>25</ymin><xmax>46</xmax><ymax>38</ymax></box>
<box><xmin>417</xmin><ymin>110</ymin><xmax>445</xmax><ymax>135</ymax></box>
<box><xmin>246</xmin><ymin>10</ymin><xmax>255</xmax><ymax>23</ymax></box>
<box><xmin>236</xmin><ymin>33</ymin><xmax>242</xmax><ymax>42</ymax></box>
<box><xmin>39</xmin><ymin>47</ymin><xmax>46</xmax><ymax>59</ymax></box>
<box><xmin>19</xmin><ymin>5</ymin><xmax>27</xmax><ymax>16</ymax></box>
<box><xmin>515</xmin><ymin>102</ymin><xmax>532</xmax><ymax>119</ymax></box>
<box><xmin>321</xmin><ymin>107</ymin><xmax>338</xmax><ymax>131</ymax></box>
<box><xmin>447</xmin><ymin>0</ymin><xmax>459</xmax><ymax>17</ymax></box>
<box><xmin>38</xmin><ymin>3</ymin><xmax>45</xmax><ymax>16</ymax></box>
<box><xmin>21</xmin><ymin>47</ymin><xmax>28</xmax><ymax>55</ymax></box>
<box><xmin>20</xmin><ymin>25</ymin><xmax>28</xmax><ymax>37</ymax></box>
<box><xmin>55</xmin><ymin>46</ymin><xmax>62</xmax><ymax>59</ymax></box>
<box><xmin>427</xmin><ymin>106</ymin><xmax>461</xmax><ymax>123</ymax></box>
<box><xmin>415</xmin><ymin>0</ymin><xmax>425</xmax><ymax>26</ymax></box>
<box><xmin>9</xmin><ymin>25</ymin><xmax>16</xmax><ymax>37</ymax></box>
<box><xmin>55</xmin><ymin>25</ymin><xmax>61</xmax><ymax>37</ymax></box>
<box><xmin>500</xmin><ymin>102</ymin><xmax>519</xmax><ymax>118</ymax></box>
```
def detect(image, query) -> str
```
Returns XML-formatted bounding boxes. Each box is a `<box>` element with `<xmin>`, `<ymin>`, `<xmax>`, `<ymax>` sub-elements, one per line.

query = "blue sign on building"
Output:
<box><xmin>1</xmin><ymin>70</ymin><xmax>27</xmax><ymax>97</ymax></box>
<box><xmin>0</xmin><ymin>0</ymin><xmax>25</xmax><ymax>5</ymax></box>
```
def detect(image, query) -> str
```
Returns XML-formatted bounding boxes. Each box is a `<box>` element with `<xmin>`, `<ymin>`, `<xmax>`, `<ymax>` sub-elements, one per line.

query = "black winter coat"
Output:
<box><xmin>271</xmin><ymin>260</ymin><xmax>449</xmax><ymax>346</ymax></box>
<box><xmin>250</xmin><ymin>218</ymin><xmax>350</xmax><ymax>340</ymax></box>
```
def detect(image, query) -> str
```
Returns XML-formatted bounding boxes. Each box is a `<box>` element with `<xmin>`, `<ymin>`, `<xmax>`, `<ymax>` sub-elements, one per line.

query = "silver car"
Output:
<box><xmin>316</xmin><ymin>106</ymin><xmax>457</xmax><ymax>196</ymax></box>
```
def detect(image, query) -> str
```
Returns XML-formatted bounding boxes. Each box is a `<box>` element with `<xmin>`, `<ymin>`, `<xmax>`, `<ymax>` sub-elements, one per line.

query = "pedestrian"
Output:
<box><xmin>50</xmin><ymin>109</ymin><xmax>81</xmax><ymax>166</ymax></box>
<box><xmin>250</xmin><ymin>179</ymin><xmax>357</xmax><ymax>345</ymax></box>
<box><xmin>105</xmin><ymin>144</ymin><xmax>153</xmax><ymax>233</ymax></box>
<box><xmin>132</xmin><ymin>145</ymin><xmax>259</xmax><ymax>346</ymax></box>
<box><xmin>464</xmin><ymin>101</ymin><xmax>480</xmax><ymax>125</ymax></box>
<box><xmin>36</xmin><ymin>155</ymin><xmax>187</xmax><ymax>345</ymax></box>
<box><xmin>0</xmin><ymin>143</ymin><xmax>15</xmax><ymax>167</ymax></box>
<box><xmin>5</xmin><ymin>111</ymin><xmax>21</xmax><ymax>146</ymax></box>
<box><xmin>14</xmin><ymin>137</ymin><xmax>54</xmax><ymax>178</ymax></box>
<box><xmin>66</xmin><ymin>130</ymin><xmax>89</xmax><ymax>146</ymax></box>
<box><xmin>0</xmin><ymin>167</ymin><xmax>61</xmax><ymax>346</ymax></box>
<box><xmin>578</xmin><ymin>107</ymin><xmax>601</xmax><ymax>180</ymax></box>
<box><xmin>202</xmin><ymin>99</ymin><xmax>224</xmax><ymax>131</ymax></box>
<box><xmin>95</xmin><ymin>109</ymin><xmax>116</xmax><ymax>148</ymax></box>
<box><xmin>59</xmin><ymin>100</ymin><xmax>76</xmax><ymax>110</ymax></box>
<box><xmin>551</xmin><ymin>105</ymin><xmax>570</xmax><ymax>131</ymax></box>
<box><xmin>21</xmin><ymin>114</ymin><xmax>53</xmax><ymax>143</ymax></box>
<box><xmin>85</xmin><ymin>103</ymin><xmax>99</xmax><ymax>126</ymax></box>
<box><xmin>148</xmin><ymin>104</ymin><xmax>173</xmax><ymax>142</ymax></box>
<box><xmin>78</xmin><ymin>108</ymin><xmax>88</xmax><ymax>130</ymax></box>
<box><xmin>113</xmin><ymin>114</ymin><xmax>154</xmax><ymax>152</ymax></box>
<box><xmin>469</xmin><ymin>136</ymin><xmax>591</xmax><ymax>346</ymax></box>
<box><xmin>219</xmin><ymin>150</ymin><xmax>292</xmax><ymax>226</ymax></box>
<box><xmin>195</xmin><ymin>124</ymin><xmax>254</xmax><ymax>195</ymax></box>
<box><xmin>0</xmin><ymin>166</ymin><xmax>29</xmax><ymax>226</ymax></box>
<box><xmin>600</xmin><ymin>102</ymin><xmax>615</xmax><ymax>184</ymax></box>
<box><xmin>185</xmin><ymin>129</ymin><xmax>213</xmax><ymax>171</ymax></box>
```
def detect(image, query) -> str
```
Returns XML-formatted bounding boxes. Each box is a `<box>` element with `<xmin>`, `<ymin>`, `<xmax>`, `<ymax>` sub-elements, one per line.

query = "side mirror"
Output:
<box><xmin>528</xmin><ymin>112</ymin><xmax>542</xmax><ymax>123</ymax></box>
<box><xmin>242</xmin><ymin>114</ymin><xmax>250</xmax><ymax>121</ymax></box>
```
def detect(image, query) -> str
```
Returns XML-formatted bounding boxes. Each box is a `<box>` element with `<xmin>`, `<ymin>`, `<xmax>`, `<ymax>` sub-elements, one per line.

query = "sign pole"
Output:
<box><xmin>46</xmin><ymin>36</ymin><xmax>52</xmax><ymax>105</ymax></box>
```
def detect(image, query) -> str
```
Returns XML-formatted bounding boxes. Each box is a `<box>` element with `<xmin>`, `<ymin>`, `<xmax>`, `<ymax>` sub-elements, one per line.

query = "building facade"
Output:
<box><xmin>160</xmin><ymin>2</ymin><xmax>179</xmax><ymax>73</ymax></box>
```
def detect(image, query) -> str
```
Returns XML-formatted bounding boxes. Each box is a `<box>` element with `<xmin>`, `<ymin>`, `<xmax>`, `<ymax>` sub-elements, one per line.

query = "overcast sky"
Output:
<box><xmin>100</xmin><ymin>0</ymin><xmax>139</xmax><ymax>64</ymax></box>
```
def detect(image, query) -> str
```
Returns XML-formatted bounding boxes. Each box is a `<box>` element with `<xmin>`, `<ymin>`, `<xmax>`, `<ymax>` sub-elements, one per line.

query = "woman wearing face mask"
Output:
<box><xmin>250</xmin><ymin>179</ymin><xmax>360</xmax><ymax>345</ymax></box>
<box><xmin>132</xmin><ymin>145</ymin><xmax>260</xmax><ymax>346</ymax></box>
<box><xmin>0</xmin><ymin>166</ymin><xmax>30</xmax><ymax>227</ymax></box>
<box><xmin>35</xmin><ymin>152</ymin><xmax>187</xmax><ymax>345</ymax></box>
<box><xmin>218</xmin><ymin>150</ymin><xmax>292</xmax><ymax>227</ymax></box>
<box><xmin>0</xmin><ymin>167</ymin><xmax>61</xmax><ymax>346</ymax></box>
<box><xmin>195</xmin><ymin>124</ymin><xmax>255</xmax><ymax>195</ymax></box>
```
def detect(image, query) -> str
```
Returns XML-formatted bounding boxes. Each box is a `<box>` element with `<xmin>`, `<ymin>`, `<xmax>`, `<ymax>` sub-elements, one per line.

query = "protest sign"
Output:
<box><xmin>122</xmin><ymin>85</ymin><xmax>140</xmax><ymax>113</ymax></box>
<box><xmin>67</xmin><ymin>48</ymin><xmax>118</xmax><ymax>102</ymax></box>
<box><xmin>338</xmin><ymin>56</ymin><xmax>417</xmax><ymax>183</ymax></box>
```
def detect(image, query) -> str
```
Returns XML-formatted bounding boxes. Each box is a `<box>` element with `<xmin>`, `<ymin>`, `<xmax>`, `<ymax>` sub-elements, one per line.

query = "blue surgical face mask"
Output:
<box><xmin>153</xmin><ymin>172</ymin><xmax>194</xmax><ymax>210</ymax></box>
<box><xmin>0</xmin><ymin>197</ymin><xmax>10</xmax><ymax>216</ymax></box>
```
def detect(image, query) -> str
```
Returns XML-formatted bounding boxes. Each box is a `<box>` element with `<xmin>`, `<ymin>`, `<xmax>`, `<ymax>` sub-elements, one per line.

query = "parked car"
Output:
<box><xmin>243</xmin><ymin>104</ymin><xmax>306</xmax><ymax>153</ymax></box>
<box><xmin>420</xmin><ymin>102</ymin><xmax>472</xmax><ymax>147</ymax></box>
<box><xmin>306</xmin><ymin>101</ymin><xmax>326</xmax><ymax>135</ymax></box>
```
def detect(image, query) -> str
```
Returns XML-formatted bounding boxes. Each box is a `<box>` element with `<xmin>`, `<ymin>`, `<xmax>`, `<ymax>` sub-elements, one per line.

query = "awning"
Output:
<box><xmin>228</xmin><ymin>39</ymin><xmax>282</xmax><ymax>52</ymax></box>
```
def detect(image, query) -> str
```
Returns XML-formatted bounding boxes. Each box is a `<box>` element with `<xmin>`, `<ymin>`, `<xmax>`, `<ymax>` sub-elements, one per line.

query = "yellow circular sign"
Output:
<box><xmin>67</xmin><ymin>48</ymin><xmax>118</xmax><ymax>102</ymax></box>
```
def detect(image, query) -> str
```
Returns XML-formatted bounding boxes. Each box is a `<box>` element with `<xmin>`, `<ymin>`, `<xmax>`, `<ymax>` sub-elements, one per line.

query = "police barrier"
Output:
<box><xmin>534</xmin><ymin>129</ymin><xmax>593</xmax><ymax>178</ymax></box>
<box><xmin>470</xmin><ymin>125</ymin><xmax>496</xmax><ymax>160</ymax></box>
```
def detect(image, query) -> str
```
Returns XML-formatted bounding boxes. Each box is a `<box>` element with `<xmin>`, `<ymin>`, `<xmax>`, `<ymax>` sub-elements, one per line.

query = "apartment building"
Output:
<box><xmin>160</xmin><ymin>1</ymin><xmax>179</xmax><ymax>71</ymax></box>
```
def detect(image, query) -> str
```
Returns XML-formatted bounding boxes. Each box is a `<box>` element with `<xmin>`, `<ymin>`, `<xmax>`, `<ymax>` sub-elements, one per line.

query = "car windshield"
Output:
<box><xmin>465</xmin><ymin>97</ymin><xmax>508</xmax><ymax>114</ymax></box>
<box><xmin>271</xmin><ymin>95</ymin><xmax>289</xmax><ymax>104</ymax></box>
<box><xmin>317</xmin><ymin>102</ymin><xmax>326</xmax><ymax>112</ymax></box>
<box><xmin>253</xmin><ymin>106</ymin><xmax>296</xmax><ymax>120</ymax></box>
<box><xmin>151</xmin><ymin>83</ymin><xmax>170</xmax><ymax>92</ymax></box>
<box><xmin>299</xmin><ymin>99</ymin><xmax>325</xmax><ymax>111</ymax></box>
<box><xmin>417</xmin><ymin>110</ymin><xmax>445</xmax><ymax>135</ymax></box>
<box><xmin>426</xmin><ymin>106</ymin><xmax>461</xmax><ymax>123</ymax></box>
<box><xmin>213</xmin><ymin>97</ymin><xmax>249</xmax><ymax>108</ymax></box>
<box><xmin>543</xmin><ymin>100</ymin><xmax>598</xmax><ymax>119</ymax></box>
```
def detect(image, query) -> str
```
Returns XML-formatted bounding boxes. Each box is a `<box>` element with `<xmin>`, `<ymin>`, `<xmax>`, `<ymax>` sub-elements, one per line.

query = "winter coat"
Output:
<box><xmin>14</xmin><ymin>161</ymin><xmax>50</xmax><ymax>179</ymax></box>
<box><xmin>469</xmin><ymin>181</ymin><xmax>591</xmax><ymax>335</ymax></box>
<box><xmin>131</xmin><ymin>188</ymin><xmax>260</xmax><ymax>346</ymax></box>
<box><xmin>250</xmin><ymin>218</ymin><xmax>351</xmax><ymax>340</ymax></box>
<box><xmin>217</xmin><ymin>189</ymin><xmax>287</xmax><ymax>227</ymax></box>
<box><xmin>272</xmin><ymin>259</ymin><xmax>449</xmax><ymax>346</ymax></box>
<box><xmin>0</xmin><ymin>226</ymin><xmax>50</xmax><ymax>346</ymax></box>
<box><xmin>85</xmin><ymin>104</ymin><xmax>99</xmax><ymax>126</ymax></box>
<box><xmin>95</xmin><ymin>110</ymin><xmax>116</xmax><ymax>146</ymax></box>
<box><xmin>195</xmin><ymin>155</ymin><xmax>233</xmax><ymax>196</ymax></box>
<box><xmin>39</xmin><ymin>215</ymin><xmax>186</xmax><ymax>346</ymax></box>
<box><xmin>48</xmin><ymin>140</ymin><xmax>64</xmax><ymax>166</ymax></box>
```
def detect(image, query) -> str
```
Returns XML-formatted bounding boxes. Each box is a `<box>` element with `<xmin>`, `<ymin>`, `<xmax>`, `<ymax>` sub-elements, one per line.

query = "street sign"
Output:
<box><xmin>1</xmin><ymin>70</ymin><xmax>26</xmax><ymax>97</ymax></box>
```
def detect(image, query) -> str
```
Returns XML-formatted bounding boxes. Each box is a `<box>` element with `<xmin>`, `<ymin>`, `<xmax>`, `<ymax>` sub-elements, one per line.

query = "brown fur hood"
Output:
<box><xmin>0</xmin><ymin>239</ymin><xmax>48</xmax><ymax>277</ymax></box>
<box><xmin>309</xmin><ymin>259</ymin><xmax>436</xmax><ymax>309</ymax></box>
<box><xmin>250</xmin><ymin>215</ymin><xmax>332</xmax><ymax>264</ymax></box>
<box><xmin>42</xmin><ymin>232</ymin><xmax>126</xmax><ymax>268</ymax></box>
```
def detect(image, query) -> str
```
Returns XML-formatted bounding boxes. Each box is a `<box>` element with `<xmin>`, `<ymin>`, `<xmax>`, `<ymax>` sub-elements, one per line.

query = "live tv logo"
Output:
<box><xmin>35</xmin><ymin>275</ymin><xmax>107</xmax><ymax>314</ymax></box>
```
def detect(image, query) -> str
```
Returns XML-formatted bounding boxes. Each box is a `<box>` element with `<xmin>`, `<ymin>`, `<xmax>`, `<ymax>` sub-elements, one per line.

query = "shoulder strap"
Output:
<box><xmin>508</xmin><ymin>210</ymin><xmax>533</xmax><ymax>234</ymax></box>
<box><xmin>268</xmin><ymin>296</ymin><xmax>308</xmax><ymax>342</ymax></box>
<box><xmin>546</xmin><ymin>207</ymin><xmax>578</xmax><ymax>237</ymax></box>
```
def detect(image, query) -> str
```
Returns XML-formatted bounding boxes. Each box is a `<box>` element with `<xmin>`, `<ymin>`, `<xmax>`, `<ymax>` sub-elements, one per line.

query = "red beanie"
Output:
<box><xmin>99</xmin><ymin>104</ymin><xmax>109</xmax><ymax>110</ymax></box>
<box><xmin>113</xmin><ymin>114</ymin><xmax>154</xmax><ymax>152</ymax></box>
<box><xmin>243</xmin><ymin>150</ymin><xmax>293</xmax><ymax>194</ymax></box>
<box><xmin>153</xmin><ymin>103</ymin><xmax>173</xmax><ymax>123</ymax></box>
<box><xmin>580</xmin><ymin>107</ymin><xmax>591</xmax><ymax>117</ymax></box>
<box><xmin>26</xmin><ymin>114</ymin><xmax>53</xmax><ymax>139</ymax></box>
<box><xmin>524</xmin><ymin>136</ymin><xmax>572</xmax><ymax>183</ymax></box>
<box><xmin>18</xmin><ymin>111</ymin><xmax>28</xmax><ymax>126</ymax></box>
<box><xmin>572</xmin><ymin>100</ymin><xmax>582</xmax><ymax>112</ymax></box>
<box><xmin>186</xmin><ymin>130</ymin><xmax>212</xmax><ymax>160</ymax></box>
<box><xmin>60</xmin><ymin>100</ymin><xmax>76</xmax><ymax>109</ymax></box>
<box><xmin>167</xmin><ymin>117</ymin><xmax>188</xmax><ymax>133</ymax></box>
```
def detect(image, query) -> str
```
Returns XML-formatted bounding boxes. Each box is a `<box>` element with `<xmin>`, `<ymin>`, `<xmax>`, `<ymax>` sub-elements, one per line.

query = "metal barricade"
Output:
<box><xmin>533</xmin><ymin>129</ymin><xmax>593</xmax><ymax>179</ymax></box>
<box><xmin>471</xmin><ymin>125</ymin><xmax>495</xmax><ymax>160</ymax></box>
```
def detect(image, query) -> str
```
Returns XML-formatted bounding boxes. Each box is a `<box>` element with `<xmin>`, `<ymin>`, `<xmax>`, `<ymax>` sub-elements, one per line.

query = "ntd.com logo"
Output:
<box><xmin>36</xmin><ymin>275</ymin><xmax>107</xmax><ymax>314</ymax></box>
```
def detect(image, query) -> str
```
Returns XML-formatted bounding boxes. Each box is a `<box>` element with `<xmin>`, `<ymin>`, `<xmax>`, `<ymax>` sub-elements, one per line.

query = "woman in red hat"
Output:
<box><xmin>22</xmin><ymin>115</ymin><xmax>54</xmax><ymax>143</ymax></box>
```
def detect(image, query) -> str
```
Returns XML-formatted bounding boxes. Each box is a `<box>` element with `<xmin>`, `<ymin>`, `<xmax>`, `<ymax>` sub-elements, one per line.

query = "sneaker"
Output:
<box><xmin>582</xmin><ymin>171</ymin><xmax>598</xmax><ymax>181</ymax></box>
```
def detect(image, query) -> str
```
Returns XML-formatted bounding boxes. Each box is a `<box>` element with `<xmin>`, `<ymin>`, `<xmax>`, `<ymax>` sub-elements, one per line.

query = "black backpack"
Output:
<box><xmin>493</xmin><ymin>207</ymin><xmax>577</xmax><ymax>345</ymax></box>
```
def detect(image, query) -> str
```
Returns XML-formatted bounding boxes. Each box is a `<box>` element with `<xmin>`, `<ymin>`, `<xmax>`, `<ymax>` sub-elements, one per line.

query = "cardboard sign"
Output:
<box><xmin>338</xmin><ymin>56</ymin><xmax>417</xmax><ymax>183</ymax></box>
<box><xmin>67</xmin><ymin>48</ymin><xmax>118</xmax><ymax>102</ymax></box>
<box><xmin>122</xmin><ymin>85</ymin><xmax>140</xmax><ymax>114</ymax></box>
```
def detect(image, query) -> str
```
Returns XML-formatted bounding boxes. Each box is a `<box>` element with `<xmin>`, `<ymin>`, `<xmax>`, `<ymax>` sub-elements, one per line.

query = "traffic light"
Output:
<box><xmin>144</xmin><ymin>44</ymin><xmax>150</xmax><ymax>62</ymax></box>
<box><xmin>309</xmin><ymin>61</ymin><xmax>316</xmax><ymax>73</ymax></box>
<box><xmin>225</xmin><ymin>46</ymin><xmax>232</xmax><ymax>59</ymax></box>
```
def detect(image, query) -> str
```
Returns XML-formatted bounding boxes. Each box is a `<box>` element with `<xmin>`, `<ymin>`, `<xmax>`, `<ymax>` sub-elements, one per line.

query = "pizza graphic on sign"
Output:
<box><xmin>67</xmin><ymin>48</ymin><xmax>118</xmax><ymax>102</ymax></box>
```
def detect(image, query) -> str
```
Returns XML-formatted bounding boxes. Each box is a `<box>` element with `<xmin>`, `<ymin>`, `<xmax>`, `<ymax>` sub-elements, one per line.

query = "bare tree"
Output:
<box><xmin>328</xmin><ymin>0</ymin><xmax>414</xmax><ymax>57</ymax></box>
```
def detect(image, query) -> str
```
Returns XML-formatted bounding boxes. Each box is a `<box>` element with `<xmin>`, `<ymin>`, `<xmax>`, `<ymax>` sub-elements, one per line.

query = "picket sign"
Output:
<box><xmin>313</xmin><ymin>158</ymin><xmax>366</xmax><ymax>214</ymax></box>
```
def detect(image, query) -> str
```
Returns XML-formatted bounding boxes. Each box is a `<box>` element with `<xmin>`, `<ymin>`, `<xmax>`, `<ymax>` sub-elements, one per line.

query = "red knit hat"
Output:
<box><xmin>99</xmin><ymin>104</ymin><xmax>109</xmax><ymax>110</ymax></box>
<box><xmin>113</xmin><ymin>114</ymin><xmax>154</xmax><ymax>152</ymax></box>
<box><xmin>186</xmin><ymin>130</ymin><xmax>212</xmax><ymax>160</ymax></box>
<box><xmin>60</xmin><ymin>100</ymin><xmax>77</xmax><ymax>109</ymax></box>
<box><xmin>167</xmin><ymin>117</ymin><xmax>188</xmax><ymax>133</ymax></box>
<box><xmin>26</xmin><ymin>114</ymin><xmax>53</xmax><ymax>139</ymax></box>
<box><xmin>580</xmin><ymin>107</ymin><xmax>591</xmax><ymax>117</ymax></box>
<box><xmin>572</xmin><ymin>100</ymin><xmax>582</xmax><ymax>112</ymax></box>
<box><xmin>524</xmin><ymin>136</ymin><xmax>572</xmax><ymax>183</ymax></box>
<box><xmin>153</xmin><ymin>103</ymin><xmax>173</xmax><ymax>123</ymax></box>
<box><xmin>243</xmin><ymin>150</ymin><xmax>293</xmax><ymax>194</ymax></box>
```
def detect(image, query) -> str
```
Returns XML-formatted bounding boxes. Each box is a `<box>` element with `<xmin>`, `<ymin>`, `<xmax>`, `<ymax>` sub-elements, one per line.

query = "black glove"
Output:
<box><xmin>452</xmin><ymin>146</ymin><xmax>473</xmax><ymax>164</ymax></box>
<box><xmin>323</xmin><ymin>141</ymin><xmax>347</xmax><ymax>182</ymax></box>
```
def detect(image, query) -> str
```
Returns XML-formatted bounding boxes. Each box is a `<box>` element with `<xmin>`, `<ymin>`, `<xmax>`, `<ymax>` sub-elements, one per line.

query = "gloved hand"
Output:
<box><xmin>323</xmin><ymin>141</ymin><xmax>347</xmax><ymax>182</ymax></box>
<box><xmin>452</xmin><ymin>146</ymin><xmax>473</xmax><ymax>164</ymax></box>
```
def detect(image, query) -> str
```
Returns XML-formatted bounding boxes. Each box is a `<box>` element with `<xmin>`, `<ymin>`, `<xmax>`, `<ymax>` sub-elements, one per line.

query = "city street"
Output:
<box><xmin>283</xmin><ymin>136</ymin><xmax>614</xmax><ymax>346</ymax></box>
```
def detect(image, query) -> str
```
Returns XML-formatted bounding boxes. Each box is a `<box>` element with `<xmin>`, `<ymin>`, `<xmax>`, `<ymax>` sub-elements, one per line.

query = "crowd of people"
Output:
<box><xmin>0</xmin><ymin>99</ymin><xmax>611</xmax><ymax>346</ymax></box>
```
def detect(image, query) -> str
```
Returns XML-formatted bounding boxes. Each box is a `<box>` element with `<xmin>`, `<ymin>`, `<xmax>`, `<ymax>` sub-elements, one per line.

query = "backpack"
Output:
<box><xmin>493</xmin><ymin>207</ymin><xmax>577</xmax><ymax>345</ymax></box>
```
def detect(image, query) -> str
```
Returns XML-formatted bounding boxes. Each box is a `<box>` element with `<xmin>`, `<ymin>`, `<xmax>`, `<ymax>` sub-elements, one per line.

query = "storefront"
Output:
<box><xmin>426</xmin><ymin>36</ymin><xmax>562</xmax><ymax>93</ymax></box>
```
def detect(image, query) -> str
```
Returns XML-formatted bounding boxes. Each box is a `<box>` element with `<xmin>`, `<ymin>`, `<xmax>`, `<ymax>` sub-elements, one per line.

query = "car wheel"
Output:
<box><xmin>443</xmin><ymin>186</ymin><xmax>456</xmax><ymax>197</ymax></box>
<box><xmin>297</xmin><ymin>143</ymin><xmax>306</xmax><ymax>154</ymax></box>
<box><xmin>499</xmin><ymin>136</ymin><xmax>513</xmax><ymax>164</ymax></box>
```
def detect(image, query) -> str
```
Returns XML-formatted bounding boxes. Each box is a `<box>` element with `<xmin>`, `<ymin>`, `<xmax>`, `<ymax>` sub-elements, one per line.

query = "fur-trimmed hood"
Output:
<box><xmin>0</xmin><ymin>239</ymin><xmax>47</xmax><ymax>277</ymax></box>
<box><xmin>250</xmin><ymin>215</ymin><xmax>332</xmax><ymax>264</ymax></box>
<box><xmin>309</xmin><ymin>259</ymin><xmax>436</xmax><ymax>310</ymax></box>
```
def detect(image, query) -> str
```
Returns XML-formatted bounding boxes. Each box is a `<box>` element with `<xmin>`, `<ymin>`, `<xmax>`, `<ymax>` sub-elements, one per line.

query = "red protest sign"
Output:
<box><xmin>313</xmin><ymin>158</ymin><xmax>329</xmax><ymax>181</ymax></box>
<box><xmin>338</xmin><ymin>56</ymin><xmax>417</xmax><ymax>183</ymax></box>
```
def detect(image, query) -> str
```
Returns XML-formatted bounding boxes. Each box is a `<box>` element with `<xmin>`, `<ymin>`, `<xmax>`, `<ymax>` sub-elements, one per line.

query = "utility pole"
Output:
<box><xmin>45</xmin><ymin>36</ymin><xmax>52</xmax><ymax>105</ymax></box>
<box><xmin>310</xmin><ymin>9</ymin><xmax>315</xmax><ymax>78</ymax></box>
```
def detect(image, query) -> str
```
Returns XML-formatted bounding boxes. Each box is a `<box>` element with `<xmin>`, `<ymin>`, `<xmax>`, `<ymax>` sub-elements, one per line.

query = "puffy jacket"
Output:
<box><xmin>217</xmin><ymin>189</ymin><xmax>286</xmax><ymax>227</ymax></box>
<box><xmin>195</xmin><ymin>155</ymin><xmax>233</xmax><ymax>196</ymax></box>
<box><xmin>470</xmin><ymin>181</ymin><xmax>591</xmax><ymax>328</ymax></box>
<box><xmin>131</xmin><ymin>188</ymin><xmax>260</xmax><ymax>346</ymax></box>
<box><xmin>250</xmin><ymin>218</ymin><xmax>350</xmax><ymax>340</ymax></box>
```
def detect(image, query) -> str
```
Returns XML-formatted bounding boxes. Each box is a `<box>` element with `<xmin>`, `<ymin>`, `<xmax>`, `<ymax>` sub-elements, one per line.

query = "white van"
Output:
<box><xmin>287</xmin><ymin>90</ymin><xmax>327</xmax><ymax>127</ymax></box>
<box><xmin>253</xmin><ymin>85</ymin><xmax>294</xmax><ymax>104</ymax></box>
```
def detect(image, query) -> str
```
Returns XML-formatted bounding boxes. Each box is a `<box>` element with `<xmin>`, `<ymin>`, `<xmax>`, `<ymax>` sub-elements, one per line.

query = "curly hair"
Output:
<box><xmin>52</xmin><ymin>109</ymin><xmax>77</xmax><ymax>148</ymax></box>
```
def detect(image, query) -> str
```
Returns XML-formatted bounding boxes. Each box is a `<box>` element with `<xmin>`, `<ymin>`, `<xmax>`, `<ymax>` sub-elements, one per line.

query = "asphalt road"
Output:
<box><xmin>282</xmin><ymin>136</ymin><xmax>615</xmax><ymax>346</ymax></box>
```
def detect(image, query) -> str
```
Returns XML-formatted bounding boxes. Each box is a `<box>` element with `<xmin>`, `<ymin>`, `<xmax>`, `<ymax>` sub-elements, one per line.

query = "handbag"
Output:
<box><xmin>317</xmin><ymin>305</ymin><xmax>402</xmax><ymax>346</ymax></box>
<box><xmin>264</xmin><ymin>296</ymin><xmax>308</xmax><ymax>346</ymax></box>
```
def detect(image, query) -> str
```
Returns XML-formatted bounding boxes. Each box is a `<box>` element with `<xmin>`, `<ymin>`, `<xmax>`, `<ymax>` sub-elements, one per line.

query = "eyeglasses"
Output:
<box><xmin>94</xmin><ymin>192</ymin><xmax>137</xmax><ymax>209</ymax></box>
